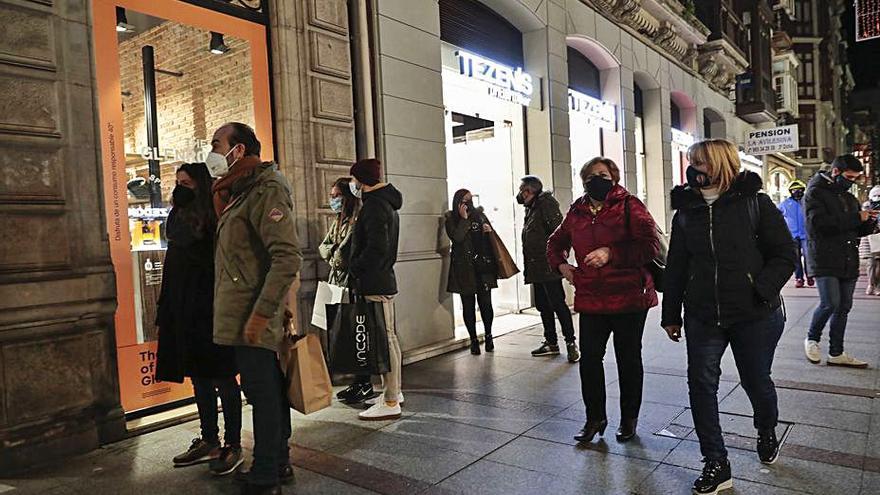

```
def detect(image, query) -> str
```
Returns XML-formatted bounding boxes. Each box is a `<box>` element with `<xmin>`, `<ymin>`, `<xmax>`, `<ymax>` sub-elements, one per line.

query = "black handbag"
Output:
<box><xmin>624</xmin><ymin>197</ymin><xmax>667</xmax><ymax>292</ymax></box>
<box><xmin>327</xmin><ymin>295</ymin><xmax>391</xmax><ymax>375</ymax></box>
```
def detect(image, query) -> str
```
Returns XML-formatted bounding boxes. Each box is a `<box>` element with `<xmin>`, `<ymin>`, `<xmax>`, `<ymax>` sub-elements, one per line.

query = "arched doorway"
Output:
<box><xmin>633</xmin><ymin>71</ymin><xmax>665</xmax><ymax>224</ymax></box>
<box><xmin>703</xmin><ymin>107</ymin><xmax>727</xmax><ymax>140</ymax></box>
<box><xmin>566</xmin><ymin>36</ymin><xmax>621</xmax><ymax>202</ymax></box>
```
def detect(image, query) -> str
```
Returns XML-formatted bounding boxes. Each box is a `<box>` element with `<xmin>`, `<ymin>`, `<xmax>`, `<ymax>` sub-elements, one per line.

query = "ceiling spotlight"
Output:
<box><xmin>115</xmin><ymin>7</ymin><xmax>134</xmax><ymax>32</ymax></box>
<box><xmin>210</xmin><ymin>32</ymin><xmax>229</xmax><ymax>54</ymax></box>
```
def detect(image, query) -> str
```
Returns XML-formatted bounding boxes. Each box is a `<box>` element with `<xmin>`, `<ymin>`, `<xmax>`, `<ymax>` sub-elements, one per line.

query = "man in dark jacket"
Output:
<box><xmin>517</xmin><ymin>176</ymin><xmax>579</xmax><ymax>362</ymax></box>
<box><xmin>803</xmin><ymin>155</ymin><xmax>878</xmax><ymax>367</ymax></box>
<box><xmin>347</xmin><ymin>158</ymin><xmax>405</xmax><ymax>421</ymax></box>
<box><xmin>210</xmin><ymin>123</ymin><xmax>302</xmax><ymax>495</ymax></box>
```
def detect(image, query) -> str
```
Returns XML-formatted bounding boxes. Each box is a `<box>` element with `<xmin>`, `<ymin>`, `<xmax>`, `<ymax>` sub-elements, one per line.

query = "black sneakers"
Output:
<box><xmin>336</xmin><ymin>382</ymin><xmax>376</xmax><ymax>404</ymax></box>
<box><xmin>173</xmin><ymin>437</ymin><xmax>220</xmax><ymax>466</ymax></box>
<box><xmin>235</xmin><ymin>464</ymin><xmax>295</xmax><ymax>485</ymax></box>
<box><xmin>757</xmin><ymin>429</ymin><xmax>781</xmax><ymax>464</ymax></box>
<box><xmin>693</xmin><ymin>458</ymin><xmax>732</xmax><ymax>495</ymax></box>
<box><xmin>531</xmin><ymin>342</ymin><xmax>560</xmax><ymax>356</ymax></box>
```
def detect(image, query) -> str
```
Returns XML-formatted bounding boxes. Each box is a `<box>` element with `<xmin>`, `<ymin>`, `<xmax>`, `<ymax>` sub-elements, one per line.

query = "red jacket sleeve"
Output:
<box><xmin>609</xmin><ymin>197</ymin><xmax>660</xmax><ymax>269</ymax></box>
<box><xmin>546</xmin><ymin>210</ymin><xmax>573</xmax><ymax>272</ymax></box>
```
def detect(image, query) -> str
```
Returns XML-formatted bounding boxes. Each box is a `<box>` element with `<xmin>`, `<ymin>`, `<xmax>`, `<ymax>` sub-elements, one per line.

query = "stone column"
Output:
<box><xmin>0</xmin><ymin>0</ymin><xmax>125</xmax><ymax>471</ymax></box>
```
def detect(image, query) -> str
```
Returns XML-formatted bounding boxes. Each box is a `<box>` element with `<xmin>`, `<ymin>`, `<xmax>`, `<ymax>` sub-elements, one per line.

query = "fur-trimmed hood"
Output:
<box><xmin>670</xmin><ymin>171</ymin><xmax>763</xmax><ymax>210</ymax></box>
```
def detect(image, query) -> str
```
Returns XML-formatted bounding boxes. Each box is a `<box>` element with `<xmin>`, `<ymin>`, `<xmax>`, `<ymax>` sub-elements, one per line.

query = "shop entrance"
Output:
<box><xmin>442</xmin><ymin>50</ymin><xmax>530</xmax><ymax>338</ymax></box>
<box><xmin>93</xmin><ymin>0</ymin><xmax>273</xmax><ymax>415</ymax></box>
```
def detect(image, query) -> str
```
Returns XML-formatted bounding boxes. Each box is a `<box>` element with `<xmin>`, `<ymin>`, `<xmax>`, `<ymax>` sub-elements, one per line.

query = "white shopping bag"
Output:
<box><xmin>869</xmin><ymin>232</ymin><xmax>880</xmax><ymax>255</ymax></box>
<box><xmin>310</xmin><ymin>281</ymin><xmax>347</xmax><ymax>330</ymax></box>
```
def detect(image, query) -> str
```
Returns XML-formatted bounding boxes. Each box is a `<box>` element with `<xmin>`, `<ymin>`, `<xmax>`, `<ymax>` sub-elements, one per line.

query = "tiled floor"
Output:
<box><xmin>2</xmin><ymin>282</ymin><xmax>878</xmax><ymax>495</ymax></box>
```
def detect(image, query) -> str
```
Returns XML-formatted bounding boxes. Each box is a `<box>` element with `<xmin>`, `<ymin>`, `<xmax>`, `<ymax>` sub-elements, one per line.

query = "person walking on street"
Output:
<box><xmin>862</xmin><ymin>185</ymin><xmax>880</xmax><ymax>296</ymax></box>
<box><xmin>445</xmin><ymin>189</ymin><xmax>498</xmax><ymax>355</ymax></box>
<box><xmin>157</xmin><ymin>163</ymin><xmax>242</xmax><ymax>475</ymax></box>
<box><xmin>778</xmin><ymin>179</ymin><xmax>812</xmax><ymax>287</ymax></box>
<box><xmin>319</xmin><ymin>178</ymin><xmax>374</xmax><ymax>404</ymax></box>
<box><xmin>210</xmin><ymin>123</ymin><xmax>302</xmax><ymax>495</ymax></box>
<box><xmin>803</xmin><ymin>155</ymin><xmax>879</xmax><ymax>368</ymax></box>
<box><xmin>547</xmin><ymin>157</ymin><xmax>659</xmax><ymax>445</ymax></box>
<box><xmin>662</xmin><ymin>139</ymin><xmax>795</xmax><ymax>495</ymax></box>
<box><xmin>347</xmin><ymin>158</ymin><xmax>405</xmax><ymax>421</ymax></box>
<box><xmin>518</xmin><ymin>176</ymin><xmax>579</xmax><ymax>363</ymax></box>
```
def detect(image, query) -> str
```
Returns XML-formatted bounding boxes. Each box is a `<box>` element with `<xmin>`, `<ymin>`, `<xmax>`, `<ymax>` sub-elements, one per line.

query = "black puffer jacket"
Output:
<box><xmin>349</xmin><ymin>184</ymin><xmax>403</xmax><ymax>296</ymax></box>
<box><xmin>522</xmin><ymin>191</ymin><xmax>564</xmax><ymax>284</ymax></box>
<box><xmin>804</xmin><ymin>172</ymin><xmax>878</xmax><ymax>279</ymax></box>
<box><xmin>661</xmin><ymin>172</ymin><xmax>796</xmax><ymax>328</ymax></box>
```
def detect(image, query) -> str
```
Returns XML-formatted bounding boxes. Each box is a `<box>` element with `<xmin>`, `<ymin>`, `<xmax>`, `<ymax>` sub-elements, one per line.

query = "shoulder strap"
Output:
<box><xmin>747</xmin><ymin>195</ymin><xmax>761</xmax><ymax>237</ymax></box>
<box><xmin>624</xmin><ymin>196</ymin><xmax>630</xmax><ymax>230</ymax></box>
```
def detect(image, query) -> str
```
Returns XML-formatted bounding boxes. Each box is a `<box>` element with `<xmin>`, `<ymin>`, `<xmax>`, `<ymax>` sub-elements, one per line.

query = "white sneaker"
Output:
<box><xmin>358</xmin><ymin>401</ymin><xmax>402</xmax><ymax>421</ymax></box>
<box><xmin>364</xmin><ymin>392</ymin><xmax>404</xmax><ymax>406</ymax></box>
<box><xmin>827</xmin><ymin>353</ymin><xmax>869</xmax><ymax>368</ymax></box>
<box><xmin>804</xmin><ymin>339</ymin><xmax>821</xmax><ymax>364</ymax></box>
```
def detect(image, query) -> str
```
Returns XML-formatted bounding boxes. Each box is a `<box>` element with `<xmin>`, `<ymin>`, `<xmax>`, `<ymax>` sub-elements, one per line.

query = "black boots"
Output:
<box><xmin>757</xmin><ymin>429</ymin><xmax>780</xmax><ymax>464</ymax></box>
<box><xmin>485</xmin><ymin>333</ymin><xmax>494</xmax><ymax>353</ymax></box>
<box><xmin>693</xmin><ymin>458</ymin><xmax>732</xmax><ymax>494</ymax></box>
<box><xmin>616</xmin><ymin>418</ymin><xmax>638</xmax><ymax>442</ymax></box>
<box><xmin>573</xmin><ymin>419</ymin><xmax>608</xmax><ymax>443</ymax></box>
<box><xmin>469</xmin><ymin>338</ymin><xmax>481</xmax><ymax>355</ymax></box>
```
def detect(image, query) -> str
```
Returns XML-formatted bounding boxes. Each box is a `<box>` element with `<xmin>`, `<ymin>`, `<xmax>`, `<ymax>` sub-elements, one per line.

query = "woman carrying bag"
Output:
<box><xmin>155</xmin><ymin>162</ymin><xmax>242</xmax><ymax>475</ymax></box>
<box><xmin>662</xmin><ymin>139</ymin><xmax>795</xmax><ymax>495</ymax></box>
<box><xmin>547</xmin><ymin>157</ymin><xmax>659</xmax><ymax>445</ymax></box>
<box><xmin>445</xmin><ymin>189</ymin><xmax>498</xmax><ymax>355</ymax></box>
<box><xmin>317</xmin><ymin>178</ymin><xmax>374</xmax><ymax>404</ymax></box>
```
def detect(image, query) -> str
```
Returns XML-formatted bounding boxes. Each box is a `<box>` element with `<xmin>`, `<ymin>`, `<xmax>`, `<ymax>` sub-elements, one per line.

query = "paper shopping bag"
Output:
<box><xmin>310</xmin><ymin>281</ymin><xmax>347</xmax><ymax>330</ymax></box>
<box><xmin>281</xmin><ymin>333</ymin><xmax>332</xmax><ymax>415</ymax></box>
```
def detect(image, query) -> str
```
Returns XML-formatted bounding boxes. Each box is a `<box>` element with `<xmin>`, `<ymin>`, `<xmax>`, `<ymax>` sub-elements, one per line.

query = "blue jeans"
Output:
<box><xmin>685</xmin><ymin>308</ymin><xmax>784</xmax><ymax>461</ymax></box>
<box><xmin>235</xmin><ymin>346</ymin><xmax>291</xmax><ymax>486</ymax></box>
<box><xmin>807</xmin><ymin>276</ymin><xmax>857</xmax><ymax>356</ymax></box>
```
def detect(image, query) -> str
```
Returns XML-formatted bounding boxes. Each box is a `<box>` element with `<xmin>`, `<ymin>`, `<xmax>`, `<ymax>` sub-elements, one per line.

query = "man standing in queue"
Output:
<box><xmin>209</xmin><ymin>122</ymin><xmax>302</xmax><ymax>495</ymax></box>
<box><xmin>517</xmin><ymin>176</ymin><xmax>579</xmax><ymax>363</ymax></box>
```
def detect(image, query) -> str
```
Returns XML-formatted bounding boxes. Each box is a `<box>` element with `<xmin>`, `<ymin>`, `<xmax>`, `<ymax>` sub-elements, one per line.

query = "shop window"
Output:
<box><xmin>440</xmin><ymin>0</ymin><xmax>524</xmax><ymax>68</ymax></box>
<box><xmin>796</xmin><ymin>46</ymin><xmax>814</xmax><ymax>98</ymax></box>
<box><xmin>94</xmin><ymin>0</ymin><xmax>273</xmax><ymax>414</ymax></box>
<box><xmin>671</xmin><ymin>101</ymin><xmax>682</xmax><ymax>130</ymax></box>
<box><xmin>567</xmin><ymin>47</ymin><xmax>601</xmax><ymax>99</ymax></box>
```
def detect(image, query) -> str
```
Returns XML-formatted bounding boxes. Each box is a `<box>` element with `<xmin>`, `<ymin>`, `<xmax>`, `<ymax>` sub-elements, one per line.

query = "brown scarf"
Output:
<box><xmin>211</xmin><ymin>155</ymin><xmax>264</xmax><ymax>217</ymax></box>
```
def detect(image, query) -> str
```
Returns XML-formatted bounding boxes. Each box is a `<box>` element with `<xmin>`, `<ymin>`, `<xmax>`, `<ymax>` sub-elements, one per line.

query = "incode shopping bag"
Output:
<box><xmin>327</xmin><ymin>297</ymin><xmax>391</xmax><ymax>375</ymax></box>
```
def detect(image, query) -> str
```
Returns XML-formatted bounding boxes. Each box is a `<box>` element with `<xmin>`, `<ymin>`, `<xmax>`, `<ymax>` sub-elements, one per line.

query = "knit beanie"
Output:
<box><xmin>350</xmin><ymin>158</ymin><xmax>382</xmax><ymax>186</ymax></box>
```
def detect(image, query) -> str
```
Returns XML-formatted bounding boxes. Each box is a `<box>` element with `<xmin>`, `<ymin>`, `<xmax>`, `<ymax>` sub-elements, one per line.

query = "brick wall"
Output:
<box><xmin>118</xmin><ymin>21</ymin><xmax>255</xmax><ymax>199</ymax></box>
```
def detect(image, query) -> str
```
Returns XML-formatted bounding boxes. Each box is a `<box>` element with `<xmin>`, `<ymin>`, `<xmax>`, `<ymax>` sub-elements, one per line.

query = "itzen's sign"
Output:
<box><xmin>568</xmin><ymin>89</ymin><xmax>617</xmax><ymax>131</ymax></box>
<box><xmin>744</xmin><ymin>124</ymin><xmax>799</xmax><ymax>155</ymax></box>
<box><xmin>455</xmin><ymin>50</ymin><xmax>535</xmax><ymax>106</ymax></box>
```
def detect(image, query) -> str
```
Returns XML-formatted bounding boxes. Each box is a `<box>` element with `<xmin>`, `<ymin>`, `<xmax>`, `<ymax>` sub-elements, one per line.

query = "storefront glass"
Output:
<box><xmin>672</xmin><ymin>128</ymin><xmax>695</xmax><ymax>185</ymax></box>
<box><xmin>568</xmin><ymin>89</ymin><xmax>614</xmax><ymax>199</ymax></box>
<box><xmin>441</xmin><ymin>44</ymin><xmax>534</xmax><ymax>334</ymax></box>
<box><xmin>93</xmin><ymin>0</ymin><xmax>273</xmax><ymax>413</ymax></box>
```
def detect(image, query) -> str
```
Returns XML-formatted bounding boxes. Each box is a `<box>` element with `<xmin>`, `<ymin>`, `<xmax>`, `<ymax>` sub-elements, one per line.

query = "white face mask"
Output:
<box><xmin>205</xmin><ymin>146</ymin><xmax>237</xmax><ymax>177</ymax></box>
<box><xmin>349</xmin><ymin>180</ymin><xmax>362</xmax><ymax>199</ymax></box>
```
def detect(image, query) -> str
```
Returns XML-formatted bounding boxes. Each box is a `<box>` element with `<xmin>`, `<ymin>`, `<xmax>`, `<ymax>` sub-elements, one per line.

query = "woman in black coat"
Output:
<box><xmin>661</xmin><ymin>140</ymin><xmax>795</xmax><ymax>495</ymax></box>
<box><xmin>445</xmin><ymin>189</ymin><xmax>498</xmax><ymax>355</ymax></box>
<box><xmin>156</xmin><ymin>162</ymin><xmax>241</xmax><ymax>475</ymax></box>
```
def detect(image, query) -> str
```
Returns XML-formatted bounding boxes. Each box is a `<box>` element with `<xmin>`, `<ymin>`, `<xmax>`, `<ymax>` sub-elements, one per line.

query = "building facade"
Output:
<box><xmin>0</xmin><ymin>0</ymin><xmax>825</xmax><ymax>469</ymax></box>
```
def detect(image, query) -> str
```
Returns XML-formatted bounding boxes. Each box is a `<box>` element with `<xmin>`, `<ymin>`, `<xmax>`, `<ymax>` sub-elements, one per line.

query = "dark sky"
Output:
<box><xmin>845</xmin><ymin>1</ymin><xmax>880</xmax><ymax>91</ymax></box>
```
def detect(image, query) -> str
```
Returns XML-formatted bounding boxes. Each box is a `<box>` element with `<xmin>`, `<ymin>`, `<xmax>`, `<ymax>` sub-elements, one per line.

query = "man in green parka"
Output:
<box><xmin>209</xmin><ymin>122</ymin><xmax>302</xmax><ymax>495</ymax></box>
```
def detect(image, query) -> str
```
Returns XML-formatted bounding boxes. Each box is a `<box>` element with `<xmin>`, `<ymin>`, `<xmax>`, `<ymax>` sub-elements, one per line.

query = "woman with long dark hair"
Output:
<box><xmin>445</xmin><ymin>188</ymin><xmax>497</xmax><ymax>355</ymax></box>
<box><xmin>662</xmin><ymin>139</ymin><xmax>795</xmax><ymax>495</ymax></box>
<box><xmin>156</xmin><ymin>162</ymin><xmax>242</xmax><ymax>475</ymax></box>
<box><xmin>321</xmin><ymin>177</ymin><xmax>373</xmax><ymax>404</ymax></box>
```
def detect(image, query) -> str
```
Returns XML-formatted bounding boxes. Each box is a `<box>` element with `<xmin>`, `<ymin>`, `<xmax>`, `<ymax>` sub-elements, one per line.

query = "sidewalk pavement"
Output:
<box><xmin>2</xmin><ymin>281</ymin><xmax>878</xmax><ymax>495</ymax></box>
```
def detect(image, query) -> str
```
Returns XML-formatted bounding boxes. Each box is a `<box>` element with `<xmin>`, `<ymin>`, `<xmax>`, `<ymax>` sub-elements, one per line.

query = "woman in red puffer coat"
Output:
<box><xmin>547</xmin><ymin>157</ymin><xmax>659</xmax><ymax>445</ymax></box>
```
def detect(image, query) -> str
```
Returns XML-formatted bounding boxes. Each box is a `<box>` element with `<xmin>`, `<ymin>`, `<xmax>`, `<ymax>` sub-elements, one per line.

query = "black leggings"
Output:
<box><xmin>461</xmin><ymin>290</ymin><xmax>494</xmax><ymax>340</ymax></box>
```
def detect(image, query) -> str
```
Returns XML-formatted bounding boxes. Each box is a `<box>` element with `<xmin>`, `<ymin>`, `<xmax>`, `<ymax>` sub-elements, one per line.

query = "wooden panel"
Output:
<box><xmin>3</xmin><ymin>335</ymin><xmax>94</xmax><ymax>422</ymax></box>
<box><xmin>312</xmin><ymin>77</ymin><xmax>353</xmax><ymax>122</ymax></box>
<box><xmin>0</xmin><ymin>211</ymin><xmax>69</xmax><ymax>271</ymax></box>
<box><xmin>309</xmin><ymin>31</ymin><xmax>350</xmax><ymax>79</ymax></box>
<box><xmin>308</xmin><ymin>0</ymin><xmax>348</xmax><ymax>35</ymax></box>
<box><xmin>0</xmin><ymin>142</ymin><xmax>64</xmax><ymax>203</ymax></box>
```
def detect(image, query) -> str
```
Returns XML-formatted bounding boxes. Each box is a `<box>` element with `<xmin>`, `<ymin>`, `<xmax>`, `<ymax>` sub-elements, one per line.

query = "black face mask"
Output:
<box><xmin>791</xmin><ymin>189</ymin><xmax>804</xmax><ymax>200</ymax></box>
<box><xmin>871</xmin><ymin>200</ymin><xmax>880</xmax><ymax>211</ymax></box>
<box><xmin>585</xmin><ymin>176</ymin><xmax>613</xmax><ymax>201</ymax></box>
<box><xmin>516</xmin><ymin>192</ymin><xmax>526</xmax><ymax>205</ymax></box>
<box><xmin>686</xmin><ymin>166</ymin><xmax>711</xmax><ymax>189</ymax></box>
<box><xmin>834</xmin><ymin>174</ymin><xmax>854</xmax><ymax>192</ymax></box>
<box><xmin>172</xmin><ymin>185</ymin><xmax>196</xmax><ymax>207</ymax></box>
